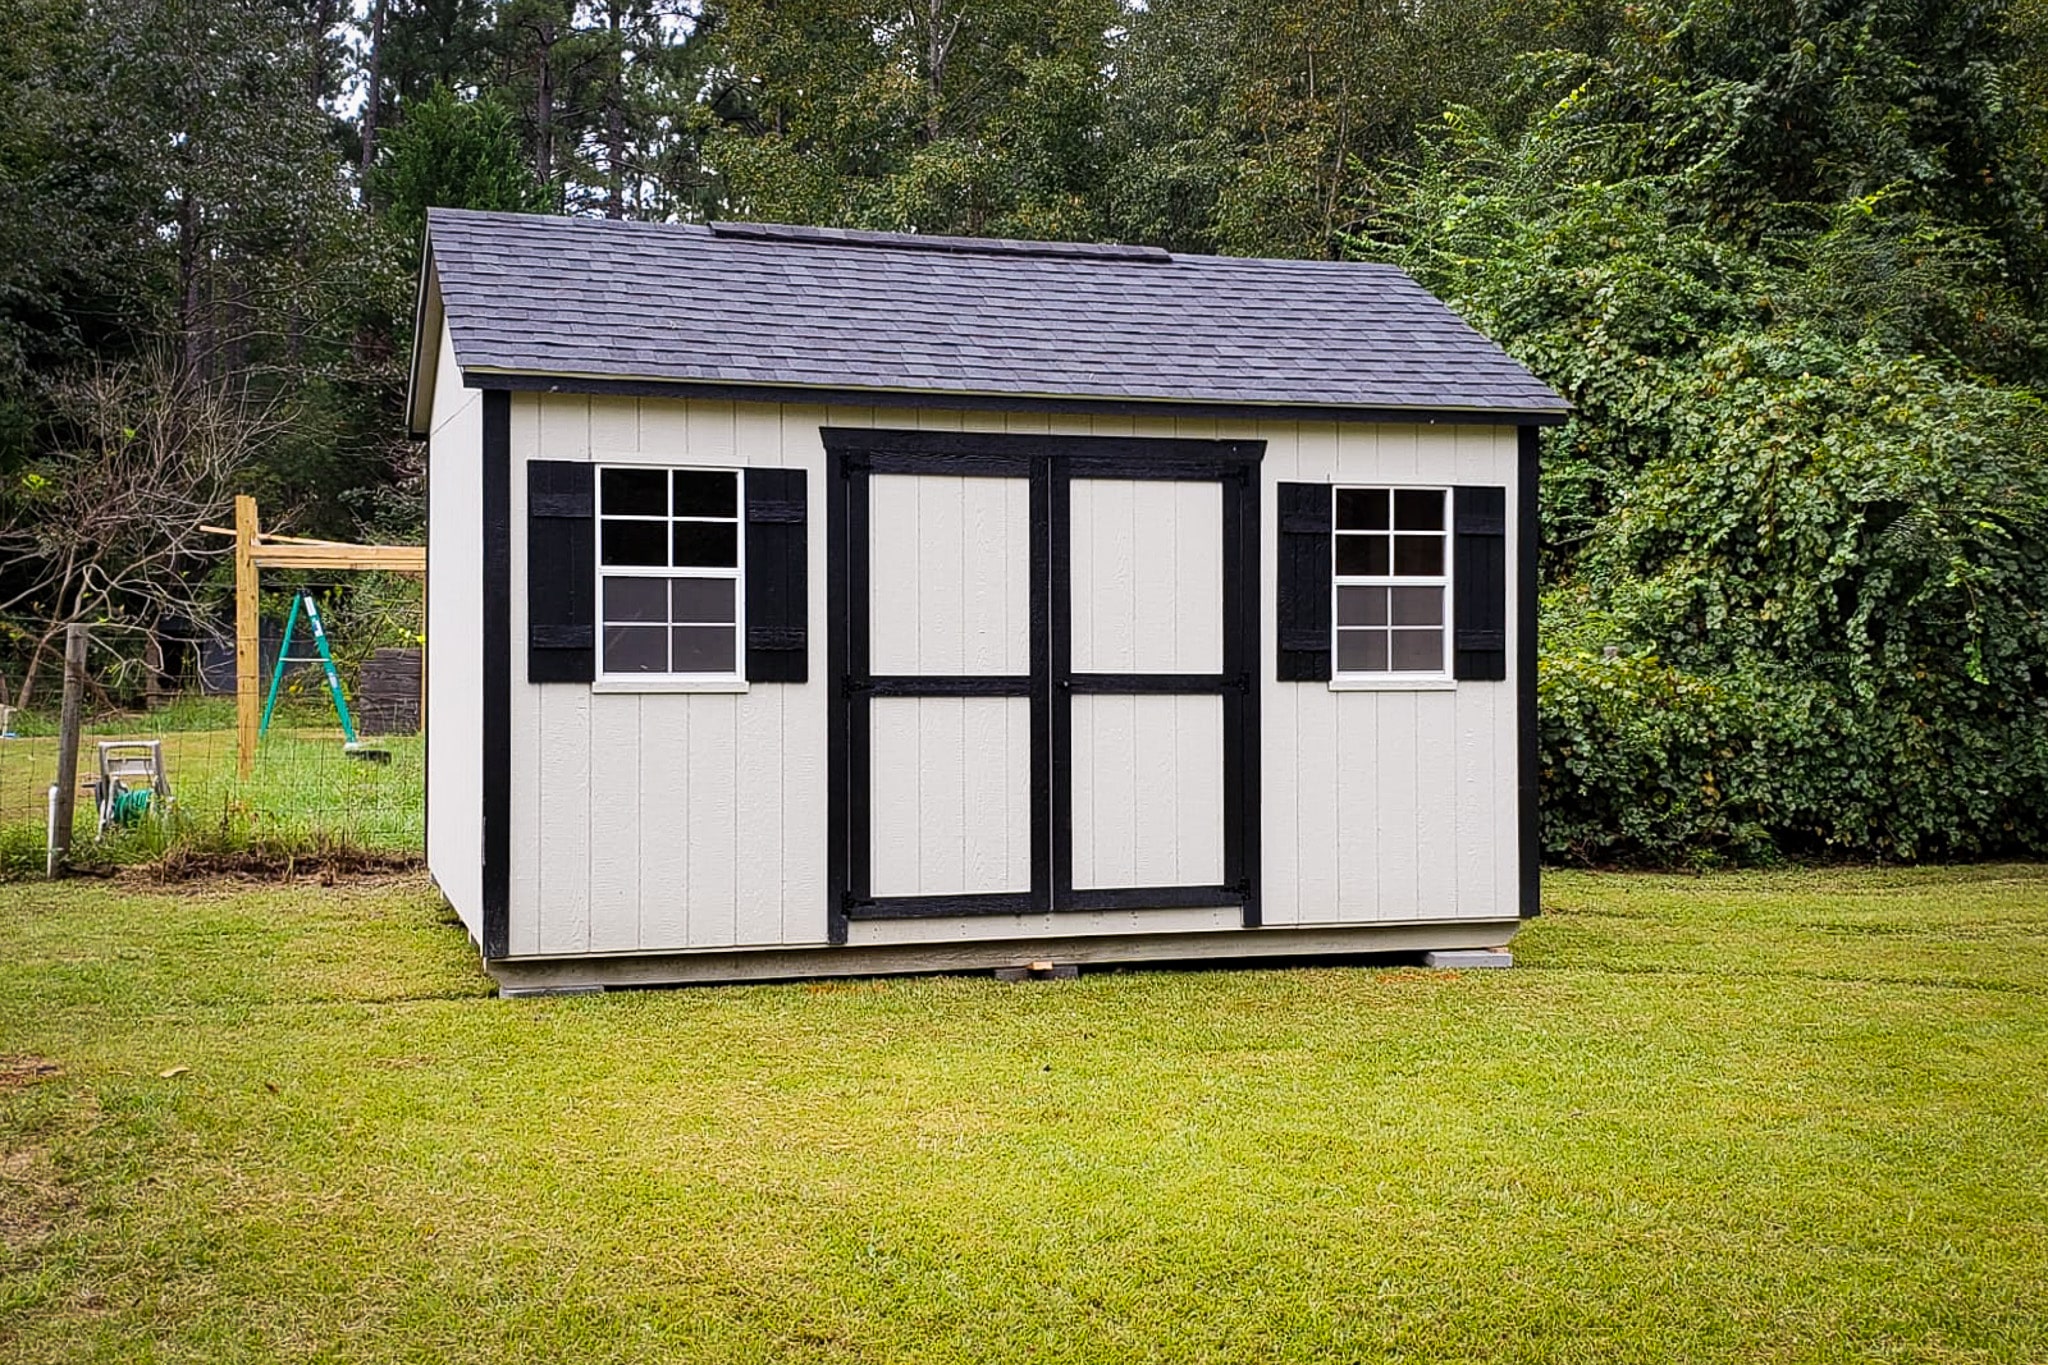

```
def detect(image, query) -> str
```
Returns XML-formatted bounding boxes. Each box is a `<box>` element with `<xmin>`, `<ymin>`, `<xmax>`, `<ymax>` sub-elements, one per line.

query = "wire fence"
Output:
<box><xmin>1</xmin><ymin>613</ymin><xmax>424</xmax><ymax>880</ymax></box>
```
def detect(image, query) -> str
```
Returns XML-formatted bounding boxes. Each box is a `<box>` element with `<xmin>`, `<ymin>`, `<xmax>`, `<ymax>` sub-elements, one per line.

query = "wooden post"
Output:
<box><xmin>234</xmin><ymin>494</ymin><xmax>259</xmax><ymax>778</ymax></box>
<box><xmin>47</xmin><ymin>623</ymin><xmax>87</xmax><ymax>877</ymax></box>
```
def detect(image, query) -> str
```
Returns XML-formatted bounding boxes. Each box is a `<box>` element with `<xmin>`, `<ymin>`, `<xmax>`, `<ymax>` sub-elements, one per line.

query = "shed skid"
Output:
<box><xmin>487</xmin><ymin>919</ymin><xmax>1519</xmax><ymax>993</ymax></box>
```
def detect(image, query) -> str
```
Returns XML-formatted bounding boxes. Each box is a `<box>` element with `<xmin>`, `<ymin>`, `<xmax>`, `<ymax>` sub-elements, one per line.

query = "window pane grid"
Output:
<box><xmin>596</xmin><ymin>465</ymin><xmax>743</xmax><ymax>680</ymax></box>
<box><xmin>1331</xmin><ymin>485</ymin><xmax>1450</xmax><ymax>678</ymax></box>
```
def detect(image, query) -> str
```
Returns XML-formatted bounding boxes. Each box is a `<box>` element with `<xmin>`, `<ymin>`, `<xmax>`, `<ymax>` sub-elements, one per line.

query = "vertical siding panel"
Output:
<box><xmin>1069</xmin><ymin>476</ymin><xmax>1097</xmax><ymax>673</ymax></box>
<box><xmin>638</xmin><ymin>397</ymin><xmax>688</xmax><ymax>455</ymax></box>
<box><xmin>1089</xmin><ymin>413</ymin><xmax>1137</xmax><ymax>437</ymax></box>
<box><xmin>1133</xmin><ymin>481</ymin><xmax>1177</xmax><ymax>672</ymax></box>
<box><xmin>1335</xmin><ymin>699</ymin><xmax>1384</xmax><ymax>925</ymax></box>
<box><xmin>585</xmin><ymin>695</ymin><xmax>643</xmax><ymax>952</ymax></box>
<box><xmin>1086</xmin><ymin>695</ymin><xmax>1138</xmax><ymax>887</ymax></box>
<box><xmin>539</xmin><ymin>394</ymin><xmax>590</xmax><ymax>460</ymax></box>
<box><xmin>872</xmin><ymin>406</ymin><xmax>920</xmax><ymax>432</ymax></box>
<box><xmin>867</xmin><ymin>476</ymin><xmax>921</xmax><ymax>675</ymax></box>
<box><xmin>919</xmin><ymin>698</ymin><xmax>968</xmax><ymax>893</ymax></box>
<box><xmin>1293</xmin><ymin>434</ymin><xmax>1340</xmax><ymax>916</ymax></box>
<box><xmin>1004</xmin><ymin>412</ymin><xmax>1051</xmax><ymax>435</ymax></box>
<box><xmin>537</xmin><ymin>685</ymin><xmax>592</xmax><ymax>954</ymax></box>
<box><xmin>1456</xmin><ymin>681</ymin><xmax>1497</xmax><ymax>919</ymax></box>
<box><xmin>688</xmin><ymin>399</ymin><xmax>739</xmax><ymax>465</ymax></box>
<box><xmin>1415</xmin><ymin>691</ymin><xmax>1460</xmax><ymax>918</ymax></box>
<box><xmin>869</xmin><ymin>698</ymin><xmax>921</xmax><ymax>898</ymax></box>
<box><xmin>508</xmin><ymin>408</ymin><xmax>543</xmax><ymax>954</ymax></box>
<box><xmin>961</xmin><ymin>698</ymin><xmax>1024</xmax><ymax>891</ymax></box>
<box><xmin>919</xmin><ymin>477</ymin><xmax>966</xmax><ymax>674</ymax></box>
<box><xmin>1046</xmin><ymin>412</ymin><xmax>1092</xmax><ymax>437</ymax></box>
<box><xmin>638</xmin><ymin>695</ymin><xmax>690</xmax><ymax>949</ymax></box>
<box><xmin>685</xmin><ymin>694</ymin><xmax>738</xmax><ymax>946</ymax></box>
<box><xmin>1375</xmin><ymin>692</ymin><xmax>1421</xmax><ymax>919</ymax></box>
<box><xmin>1098</xmin><ymin>482</ymin><xmax>1136</xmax><ymax>672</ymax></box>
<box><xmin>961</xmin><ymin>476</ymin><xmax>1009</xmax><ymax>674</ymax></box>
<box><xmin>1260</xmin><ymin>422</ymin><xmax>1301</xmax><ymax>925</ymax></box>
<box><xmin>1069</xmin><ymin>688</ymin><xmax>1097</xmax><ymax>888</ymax></box>
<box><xmin>1005</xmin><ymin>695</ymin><xmax>1032</xmax><ymax>889</ymax></box>
<box><xmin>1175</xmin><ymin>693</ymin><xmax>1226</xmax><ymax>886</ymax></box>
<box><xmin>1004</xmin><ymin>476</ymin><xmax>1030</xmax><ymax>675</ymax></box>
<box><xmin>735</xmin><ymin>685</ymin><xmax>784</xmax><ymax>945</ymax></box>
<box><xmin>588</xmin><ymin>396</ymin><xmax>639</xmax><ymax>453</ymax></box>
<box><xmin>1178</xmin><ymin>481</ymin><xmax>1223</xmax><ymax>673</ymax></box>
<box><xmin>958</xmin><ymin>410</ymin><xmax>1007</xmax><ymax>434</ymax></box>
<box><xmin>779</xmin><ymin>404</ymin><xmax>830</xmax><ymax>944</ymax></box>
<box><xmin>1132</xmin><ymin>693</ymin><xmax>1177</xmax><ymax>885</ymax></box>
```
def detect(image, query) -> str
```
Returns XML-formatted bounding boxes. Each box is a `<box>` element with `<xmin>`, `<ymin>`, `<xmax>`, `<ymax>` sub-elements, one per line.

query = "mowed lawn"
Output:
<box><xmin>2</xmin><ymin>868</ymin><xmax>2045</xmax><ymax>1363</ymax></box>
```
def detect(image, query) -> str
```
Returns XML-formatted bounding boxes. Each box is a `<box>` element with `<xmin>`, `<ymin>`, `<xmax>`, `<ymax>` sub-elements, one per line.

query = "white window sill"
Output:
<box><xmin>591</xmin><ymin>678</ymin><xmax>750</xmax><ymax>695</ymax></box>
<box><xmin>1328</xmin><ymin>676</ymin><xmax>1457</xmax><ymax>692</ymax></box>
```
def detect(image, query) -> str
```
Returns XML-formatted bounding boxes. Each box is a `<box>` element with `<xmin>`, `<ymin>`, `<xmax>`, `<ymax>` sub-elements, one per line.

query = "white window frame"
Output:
<box><xmin>592</xmin><ymin>462</ymin><xmax>748</xmax><ymax>694</ymax></box>
<box><xmin>1329</xmin><ymin>483</ymin><xmax>1455</xmax><ymax>692</ymax></box>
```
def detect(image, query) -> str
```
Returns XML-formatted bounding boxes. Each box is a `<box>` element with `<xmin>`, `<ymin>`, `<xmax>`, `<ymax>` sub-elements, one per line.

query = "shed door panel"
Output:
<box><xmin>870</xmin><ymin>696</ymin><xmax>1032</xmax><ymax>898</ymax></box>
<box><xmin>1070</xmin><ymin>692</ymin><xmax>1225</xmax><ymax>890</ymax></box>
<box><xmin>869</xmin><ymin>474</ymin><xmax>1031</xmax><ymax>676</ymax></box>
<box><xmin>1070</xmin><ymin>479</ymin><xmax>1223</xmax><ymax>674</ymax></box>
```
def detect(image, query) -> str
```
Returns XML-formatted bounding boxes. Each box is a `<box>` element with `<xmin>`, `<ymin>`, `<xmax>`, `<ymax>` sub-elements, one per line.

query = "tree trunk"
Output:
<box><xmin>606</xmin><ymin>1</ymin><xmax>626</xmax><ymax>219</ymax></box>
<box><xmin>360</xmin><ymin>0</ymin><xmax>388</xmax><ymax>170</ymax></box>
<box><xmin>533</xmin><ymin>20</ymin><xmax>558</xmax><ymax>191</ymax></box>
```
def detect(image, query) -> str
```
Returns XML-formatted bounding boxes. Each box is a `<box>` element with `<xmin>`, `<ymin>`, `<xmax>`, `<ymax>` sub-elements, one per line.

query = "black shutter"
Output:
<box><xmin>1453</xmin><ymin>485</ymin><xmax>1508</xmax><ymax>681</ymax></box>
<box><xmin>528</xmin><ymin>461</ymin><xmax>595</xmax><ymax>683</ymax></box>
<box><xmin>745</xmin><ymin>468</ymin><xmax>808</xmax><ymax>682</ymax></box>
<box><xmin>1277</xmin><ymin>482</ymin><xmax>1332</xmax><ymax>682</ymax></box>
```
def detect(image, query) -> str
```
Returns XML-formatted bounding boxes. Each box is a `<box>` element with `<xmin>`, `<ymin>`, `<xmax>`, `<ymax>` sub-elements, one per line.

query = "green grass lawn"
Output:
<box><xmin>0</xmin><ymin>699</ymin><xmax>420</xmax><ymax>873</ymax></box>
<box><xmin>2</xmin><ymin>865</ymin><xmax>2045</xmax><ymax>1362</ymax></box>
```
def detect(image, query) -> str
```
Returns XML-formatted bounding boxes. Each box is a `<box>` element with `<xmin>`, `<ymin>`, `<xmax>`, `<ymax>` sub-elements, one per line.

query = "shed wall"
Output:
<box><xmin>425</xmin><ymin>318</ymin><xmax>484</xmax><ymax>938</ymax></box>
<box><xmin>502</xmin><ymin>397</ymin><xmax>1521</xmax><ymax>958</ymax></box>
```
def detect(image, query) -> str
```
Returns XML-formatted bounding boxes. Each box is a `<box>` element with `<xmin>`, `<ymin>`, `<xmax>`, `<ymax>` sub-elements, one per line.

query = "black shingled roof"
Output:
<box><xmin>415</xmin><ymin>208</ymin><xmax>1566</xmax><ymax>424</ymax></box>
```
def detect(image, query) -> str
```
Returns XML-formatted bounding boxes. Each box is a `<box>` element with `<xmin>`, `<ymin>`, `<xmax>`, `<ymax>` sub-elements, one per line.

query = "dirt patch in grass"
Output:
<box><xmin>0</xmin><ymin>1143</ymin><xmax>69</xmax><ymax>1252</ymax></box>
<box><xmin>122</xmin><ymin>849</ymin><xmax>423</xmax><ymax>885</ymax></box>
<box><xmin>0</xmin><ymin>1057</ymin><xmax>61</xmax><ymax>1092</ymax></box>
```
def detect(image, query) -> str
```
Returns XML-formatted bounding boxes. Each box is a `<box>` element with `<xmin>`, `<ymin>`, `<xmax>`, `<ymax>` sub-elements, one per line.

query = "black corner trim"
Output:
<box><xmin>481</xmin><ymin>390</ymin><xmax>512</xmax><ymax>960</ymax></box>
<box><xmin>1516</xmin><ymin>428</ymin><xmax>1541</xmax><ymax>918</ymax></box>
<box><xmin>1276</xmin><ymin>482</ymin><xmax>1332</xmax><ymax>682</ymax></box>
<box><xmin>744</xmin><ymin>467</ymin><xmax>809</xmax><ymax>682</ymax></box>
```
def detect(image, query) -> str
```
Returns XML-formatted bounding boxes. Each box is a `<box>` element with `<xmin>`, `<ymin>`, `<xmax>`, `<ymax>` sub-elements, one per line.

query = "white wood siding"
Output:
<box><xmin>506</xmin><ymin>397</ymin><xmax>830</xmax><ymax>954</ymax></box>
<box><xmin>499</xmin><ymin>398</ymin><xmax>1521</xmax><ymax>959</ymax></box>
<box><xmin>423</xmin><ymin>318</ymin><xmax>484</xmax><ymax>938</ymax></box>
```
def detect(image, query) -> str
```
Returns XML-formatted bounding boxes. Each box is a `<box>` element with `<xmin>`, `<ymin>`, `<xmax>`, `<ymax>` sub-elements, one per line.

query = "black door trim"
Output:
<box><xmin>825</xmin><ymin>428</ymin><xmax>1264</xmax><ymax>940</ymax></box>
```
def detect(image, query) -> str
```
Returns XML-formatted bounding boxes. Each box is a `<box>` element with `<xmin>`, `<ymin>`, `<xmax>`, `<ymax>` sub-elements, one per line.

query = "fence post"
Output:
<box><xmin>47</xmin><ymin>622</ymin><xmax>88</xmax><ymax>877</ymax></box>
<box><xmin>235</xmin><ymin>494</ymin><xmax>259</xmax><ymax>779</ymax></box>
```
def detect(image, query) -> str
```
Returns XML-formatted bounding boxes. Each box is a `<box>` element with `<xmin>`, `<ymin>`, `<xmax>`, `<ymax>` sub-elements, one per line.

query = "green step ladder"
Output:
<box><xmin>259</xmin><ymin>593</ymin><xmax>389</xmax><ymax>762</ymax></box>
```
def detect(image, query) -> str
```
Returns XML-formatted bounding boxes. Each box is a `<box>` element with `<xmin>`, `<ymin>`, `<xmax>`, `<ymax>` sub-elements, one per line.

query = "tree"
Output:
<box><xmin>0</xmin><ymin>352</ymin><xmax>285</xmax><ymax>708</ymax></box>
<box><xmin>372</xmin><ymin>85</ymin><xmax>551</xmax><ymax>256</ymax></box>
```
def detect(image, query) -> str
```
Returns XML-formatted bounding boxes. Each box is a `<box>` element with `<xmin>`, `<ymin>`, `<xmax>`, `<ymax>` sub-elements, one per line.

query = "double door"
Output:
<box><xmin>825</xmin><ymin>429</ymin><xmax>1262</xmax><ymax>943</ymax></box>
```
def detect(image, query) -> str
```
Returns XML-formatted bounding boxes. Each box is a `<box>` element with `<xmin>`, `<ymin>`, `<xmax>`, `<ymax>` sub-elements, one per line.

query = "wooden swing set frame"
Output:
<box><xmin>212</xmin><ymin>495</ymin><xmax>425</xmax><ymax>777</ymax></box>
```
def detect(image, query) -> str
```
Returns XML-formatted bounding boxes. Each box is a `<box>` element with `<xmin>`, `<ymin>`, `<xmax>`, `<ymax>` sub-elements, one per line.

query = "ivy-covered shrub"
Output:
<box><xmin>1360</xmin><ymin>89</ymin><xmax>2048</xmax><ymax>864</ymax></box>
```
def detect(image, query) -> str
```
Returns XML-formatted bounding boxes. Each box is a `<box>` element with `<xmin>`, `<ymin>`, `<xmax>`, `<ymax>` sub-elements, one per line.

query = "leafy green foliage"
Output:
<box><xmin>1359</xmin><ymin>93</ymin><xmax>2048</xmax><ymax>863</ymax></box>
<box><xmin>371</xmin><ymin>87</ymin><xmax>549</xmax><ymax>260</ymax></box>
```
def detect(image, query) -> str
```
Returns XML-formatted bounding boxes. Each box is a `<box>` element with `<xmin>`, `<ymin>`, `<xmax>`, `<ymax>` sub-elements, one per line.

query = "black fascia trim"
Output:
<box><xmin>468</xmin><ymin>372</ymin><xmax>1572</xmax><ymax>429</ymax></box>
<box><xmin>824</xmin><ymin>426</ymin><xmax>1265</xmax><ymax>466</ymax></box>
<box><xmin>1232</xmin><ymin>464</ymin><xmax>1262</xmax><ymax>928</ymax></box>
<box><xmin>1518</xmin><ymin>425</ymin><xmax>1542</xmax><ymax>919</ymax></box>
<box><xmin>1029</xmin><ymin>464</ymin><xmax>1052</xmax><ymax>914</ymax></box>
<box><xmin>480</xmin><ymin>390</ymin><xmax>512</xmax><ymax>960</ymax></box>
<box><xmin>1048</xmin><ymin>456</ymin><xmax>1075</xmax><ymax>907</ymax></box>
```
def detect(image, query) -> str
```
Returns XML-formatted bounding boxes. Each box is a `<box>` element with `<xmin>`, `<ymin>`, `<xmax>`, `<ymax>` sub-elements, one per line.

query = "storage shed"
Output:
<box><xmin>407</xmin><ymin>209</ymin><xmax>1567</xmax><ymax>992</ymax></box>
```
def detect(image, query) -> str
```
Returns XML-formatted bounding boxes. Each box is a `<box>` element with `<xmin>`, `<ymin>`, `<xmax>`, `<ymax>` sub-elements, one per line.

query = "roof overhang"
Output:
<box><xmin>404</xmin><ymin>245</ymin><xmax>445</xmax><ymax>439</ymax></box>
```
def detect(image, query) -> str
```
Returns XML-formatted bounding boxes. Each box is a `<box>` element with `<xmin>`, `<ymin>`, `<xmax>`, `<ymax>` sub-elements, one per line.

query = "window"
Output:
<box><xmin>597</xmin><ymin>466</ymin><xmax>742</xmax><ymax>679</ymax></box>
<box><xmin>1332</xmin><ymin>487</ymin><xmax>1448</xmax><ymax>676</ymax></box>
